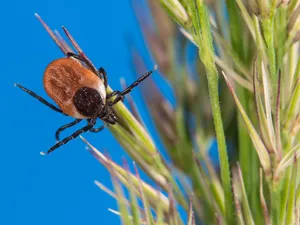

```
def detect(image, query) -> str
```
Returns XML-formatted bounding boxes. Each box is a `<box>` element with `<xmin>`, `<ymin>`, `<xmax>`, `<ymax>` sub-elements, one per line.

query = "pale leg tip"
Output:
<box><xmin>40</xmin><ymin>151</ymin><xmax>46</xmax><ymax>156</ymax></box>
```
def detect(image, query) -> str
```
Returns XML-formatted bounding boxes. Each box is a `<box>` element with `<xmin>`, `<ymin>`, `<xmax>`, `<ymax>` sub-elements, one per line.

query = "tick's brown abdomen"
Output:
<box><xmin>43</xmin><ymin>58</ymin><xmax>104</xmax><ymax>118</ymax></box>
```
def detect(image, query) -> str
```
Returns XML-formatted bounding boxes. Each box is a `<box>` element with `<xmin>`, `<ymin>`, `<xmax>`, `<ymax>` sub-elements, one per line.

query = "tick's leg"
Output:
<box><xmin>89</xmin><ymin>125</ymin><xmax>104</xmax><ymax>132</ymax></box>
<box><xmin>67</xmin><ymin>52</ymin><xmax>106</xmax><ymax>84</ymax></box>
<box><xmin>106</xmin><ymin>91</ymin><xmax>124</xmax><ymax>106</ymax></box>
<box><xmin>102</xmin><ymin>117</ymin><xmax>116</xmax><ymax>125</ymax></box>
<box><xmin>67</xmin><ymin>52</ymin><xmax>99</xmax><ymax>75</ymax></box>
<box><xmin>98</xmin><ymin>106</ymin><xmax>117</xmax><ymax>125</ymax></box>
<box><xmin>55</xmin><ymin>119</ymin><xmax>82</xmax><ymax>141</ymax></box>
<box><xmin>100</xmin><ymin>110</ymin><xmax>117</xmax><ymax>125</ymax></box>
<box><xmin>15</xmin><ymin>83</ymin><xmax>67</xmax><ymax>115</ymax></box>
<box><xmin>41</xmin><ymin>119</ymin><xmax>96</xmax><ymax>155</ymax></box>
<box><xmin>106</xmin><ymin>91</ymin><xmax>121</xmax><ymax>99</ymax></box>
<box><xmin>107</xmin><ymin>66</ymin><xmax>157</xmax><ymax>106</ymax></box>
<box><xmin>87</xmin><ymin>118</ymin><xmax>105</xmax><ymax>132</ymax></box>
<box><xmin>107</xmin><ymin>113</ymin><xmax>117</xmax><ymax>124</ymax></box>
<box><xmin>98</xmin><ymin>67</ymin><xmax>108</xmax><ymax>88</ymax></box>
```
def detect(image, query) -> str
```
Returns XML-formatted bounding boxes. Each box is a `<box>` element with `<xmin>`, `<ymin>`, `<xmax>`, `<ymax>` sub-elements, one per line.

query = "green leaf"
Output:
<box><xmin>158</xmin><ymin>0</ymin><xmax>191</xmax><ymax>28</ymax></box>
<box><xmin>134</xmin><ymin>163</ymin><xmax>155</xmax><ymax>225</ymax></box>
<box><xmin>237</xmin><ymin>164</ymin><xmax>255</xmax><ymax>225</ymax></box>
<box><xmin>222</xmin><ymin>71</ymin><xmax>272</xmax><ymax>176</ymax></box>
<box><xmin>187</xmin><ymin>196</ymin><xmax>195</xmax><ymax>225</ymax></box>
<box><xmin>124</xmin><ymin>161</ymin><xmax>141</xmax><ymax>225</ymax></box>
<box><xmin>109</xmin><ymin>164</ymin><xmax>132</xmax><ymax>225</ymax></box>
<box><xmin>275</xmin><ymin>143</ymin><xmax>300</xmax><ymax>178</ymax></box>
<box><xmin>285</xmin><ymin>157</ymin><xmax>297</xmax><ymax>225</ymax></box>
<box><xmin>185</xmin><ymin>1</ymin><xmax>235</xmax><ymax>223</ymax></box>
<box><xmin>259</xmin><ymin>169</ymin><xmax>271</xmax><ymax>225</ymax></box>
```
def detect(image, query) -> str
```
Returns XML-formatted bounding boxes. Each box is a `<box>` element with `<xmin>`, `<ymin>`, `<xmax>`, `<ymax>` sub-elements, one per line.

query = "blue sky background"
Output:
<box><xmin>0</xmin><ymin>1</ymin><xmax>169</xmax><ymax>224</ymax></box>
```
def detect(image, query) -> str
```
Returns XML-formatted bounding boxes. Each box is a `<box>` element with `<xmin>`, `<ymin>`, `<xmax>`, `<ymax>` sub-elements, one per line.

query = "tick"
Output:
<box><xmin>16</xmin><ymin>52</ymin><xmax>156</xmax><ymax>155</ymax></box>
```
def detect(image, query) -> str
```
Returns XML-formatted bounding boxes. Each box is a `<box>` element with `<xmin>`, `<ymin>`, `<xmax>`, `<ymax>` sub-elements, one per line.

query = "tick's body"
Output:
<box><xmin>16</xmin><ymin>52</ymin><xmax>156</xmax><ymax>155</ymax></box>
<box><xmin>44</xmin><ymin>58</ymin><xmax>106</xmax><ymax>119</ymax></box>
<box><xmin>15</xmin><ymin>16</ymin><xmax>156</xmax><ymax>155</ymax></box>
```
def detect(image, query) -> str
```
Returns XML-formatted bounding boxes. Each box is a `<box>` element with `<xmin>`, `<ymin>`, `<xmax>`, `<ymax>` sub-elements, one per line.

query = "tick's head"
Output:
<box><xmin>73</xmin><ymin>86</ymin><xmax>105</xmax><ymax>118</ymax></box>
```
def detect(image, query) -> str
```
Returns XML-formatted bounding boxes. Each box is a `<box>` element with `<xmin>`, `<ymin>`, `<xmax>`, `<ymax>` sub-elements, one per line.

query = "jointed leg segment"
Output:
<box><xmin>89</xmin><ymin>125</ymin><xmax>105</xmax><ymax>132</ymax></box>
<box><xmin>106</xmin><ymin>67</ymin><xmax>156</xmax><ymax>106</ymax></box>
<box><xmin>41</xmin><ymin>119</ymin><xmax>97</xmax><ymax>155</ymax></box>
<box><xmin>15</xmin><ymin>83</ymin><xmax>67</xmax><ymax>116</ymax></box>
<box><xmin>98</xmin><ymin>67</ymin><xmax>108</xmax><ymax>88</ymax></box>
<box><xmin>67</xmin><ymin>52</ymin><xmax>99</xmax><ymax>75</ymax></box>
<box><xmin>55</xmin><ymin>119</ymin><xmax>82</xmax><ymax>141</ymax></box>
